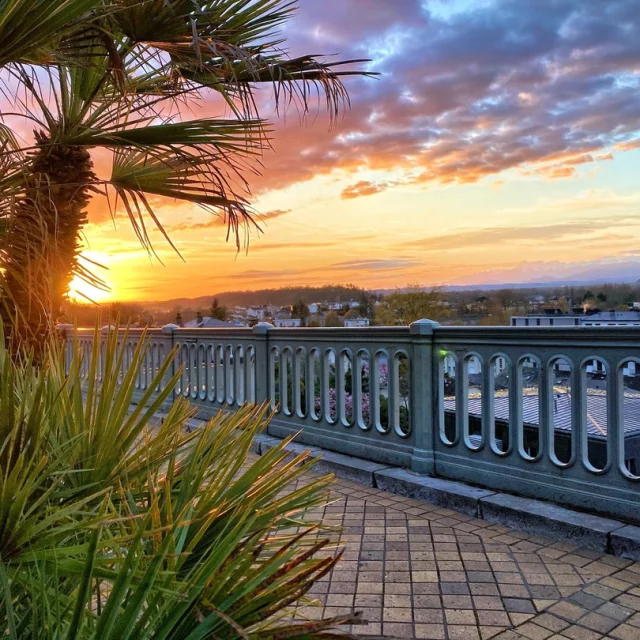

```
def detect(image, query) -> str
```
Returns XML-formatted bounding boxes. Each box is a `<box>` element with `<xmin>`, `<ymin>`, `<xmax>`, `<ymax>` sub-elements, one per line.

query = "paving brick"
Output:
<box><xmin>577</xmin><ymin>611</ymin><xmax>620</xmax><ymax>634</ymax></box>
<box><xmin>514</xmin><ymin>623</ymin><xmax>554</xmax><ymax>640</ymax></box>
<box><xmin>548</xmin><ymin>601</ymin><xmax>588</xmax><ymax>622</ymax></box>
<box><xmin>610</xmin><ymin>622</ymin><xmax>640</xmax><ymax>640</ymax></box>
<box><xmin>531</xmin><ymin>613</ymin><xmax>570</xmax><ymax>632</ymax></box>
<box><xmin>267</xmin><ymin>453</ymin><xmax>640</xmax><ymax>640</ymax></box>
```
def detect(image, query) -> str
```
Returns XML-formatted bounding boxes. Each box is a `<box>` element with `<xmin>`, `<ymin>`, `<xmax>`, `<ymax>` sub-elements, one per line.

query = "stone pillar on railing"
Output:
<box><xmin>410</xmin><ymin>319</ymin><xmax>440</xmax><ymax>475</ymax></box>
<box><xmin>161</xmin><ymin>323</ymin><xmax>178</xmax><ymax>407</ymax></box>
<box><xmin>252</xmin><ymin>322</ymin><xmax>273</xmax><ymax>407</ymax></box>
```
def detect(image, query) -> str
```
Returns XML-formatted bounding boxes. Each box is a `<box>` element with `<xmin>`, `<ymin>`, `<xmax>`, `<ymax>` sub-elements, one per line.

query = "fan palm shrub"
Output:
<box><xmin>0</xmin><ymin>323</ymin><xmax>356</xmax><ymax>638</ymax></box>
<box><xmin>0</xmin><ymin>0</ymin><xmax>367</xmax><ymax>350</ymax></box>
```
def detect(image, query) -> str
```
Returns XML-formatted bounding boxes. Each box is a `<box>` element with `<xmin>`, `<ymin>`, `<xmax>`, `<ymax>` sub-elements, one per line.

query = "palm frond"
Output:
<box><xmin>0</xmin><ymin>322</ymin><xmax>359</xmax><ymax>637</ymax></box>
<box><xmin>0</xmin><ymin>0</ymin><xmax>102</xmax><ymax>67</ymax></box>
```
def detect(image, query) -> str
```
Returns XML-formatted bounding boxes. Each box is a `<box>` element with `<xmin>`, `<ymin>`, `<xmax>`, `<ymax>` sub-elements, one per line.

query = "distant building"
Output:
<box><xmin>344</xmin><ymin>318</ymin><xmax>370</xmax><ymax>327</ymax></box>
<box><xmin>308</xmin><ymin>303</ymin><xmax>320</xmax><ymax>314</ymax></box>
<box><xmin>348</xmin><ymin>299</ymin><xmax>361</xmax><ymax>309</ymax></box>
<box><xmin>511</xmin><ymin>308</ymin><xmax>640</xmax><ymax>327</ymax></box>
<box><xmin>274</xmin><ymin>318</ymin><xmax>302</xmax><ymax>328</ymax></box>
<box><xmin>247</xmin><ymin>306</ymin><xmax>268</xmax><ymax>320</ymax></box>
<box><xmin>184</xmin><ymin>312</ymin><xmax>235</xmax><ymax>328</ymax></box>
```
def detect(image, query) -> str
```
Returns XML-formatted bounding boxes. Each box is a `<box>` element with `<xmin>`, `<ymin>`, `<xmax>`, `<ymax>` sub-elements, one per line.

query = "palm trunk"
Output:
<box><xmin>1</xmin><ymin>133</ymin><xmax>94</xmax><ymax>354</ymax></box>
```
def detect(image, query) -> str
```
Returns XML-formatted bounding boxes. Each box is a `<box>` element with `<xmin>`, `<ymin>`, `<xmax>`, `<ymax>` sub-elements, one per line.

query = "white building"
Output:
<box><xmin>344</xmin><ymin>318</ymin><xmax>370</xmax><ymax>328</ymax></box>
<box><xmin>308</xmin><ymin>303</ymin><xmax>320</xmax><ymax>314</ymax></box>
<box><xmin>247</xmin><ymin>306</ymin><xmax>268</xmax><ymax>320</ymax></box>
<box><xmin>274</xmin><ymin>318</ymin><xmax>302</xmax><ymax>328</ymax></box>
<box><xmin>511</xmin><ymin>309</ymin><xmax>640</xmax><ymax>327</ymax></box>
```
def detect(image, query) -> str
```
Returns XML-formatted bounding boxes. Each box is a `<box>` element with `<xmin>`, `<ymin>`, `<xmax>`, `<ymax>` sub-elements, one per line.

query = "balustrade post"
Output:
<box><xmin>252</xmin><ymin>322</ymin><xmax>273</xmax><ymax>406</ymax></box>
<box><xmin>410</xmin><ymin>319</ymin><xmax>440</xmax><ymax>475</ymax></box>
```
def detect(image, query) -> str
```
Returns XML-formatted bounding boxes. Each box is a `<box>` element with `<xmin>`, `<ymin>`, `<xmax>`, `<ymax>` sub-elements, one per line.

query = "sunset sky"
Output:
<box><xmin>75</xmin><ymin>0</ymin><xmax>640</xmax><ymax>302</ymax></box>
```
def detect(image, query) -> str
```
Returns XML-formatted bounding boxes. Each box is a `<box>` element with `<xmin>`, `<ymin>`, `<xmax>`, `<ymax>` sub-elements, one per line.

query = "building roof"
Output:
<box><xmin>184</xmin><ymin>316</ymin><xmax>234</xmax><ymax>328</ymax></box>
<box><xmin>444</xmin><ymin>392</ymin><xmax>640</xmax><ymax>439</ymax></box>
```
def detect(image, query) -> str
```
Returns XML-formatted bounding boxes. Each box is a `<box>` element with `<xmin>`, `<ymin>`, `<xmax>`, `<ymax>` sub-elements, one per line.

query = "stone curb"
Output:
<box><xmin>479</xmin><ymin>493</ymin><xmax>622</xmax><ymax>551</ymax></box>
<box><xmin>374</xmin><ymin>468</ymin><xmax>495</xmax><ymax>517</ymax></box>
<box><xmin>252</xmin><ymin>434</ymin><xmax>640</xmax><ymax>561</ymax></box>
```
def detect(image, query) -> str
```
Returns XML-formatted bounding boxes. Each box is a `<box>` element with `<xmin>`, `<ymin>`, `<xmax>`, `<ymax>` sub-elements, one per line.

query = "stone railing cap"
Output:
<box><xmin>252</xmin><ymin>322</ymin><xmax>274</xmax><ymax>335</ymax></box>
<box><xmin>162</xmin><ymin>323</ymin><xmax>179</xmax><ymax>334</ymax></box>
<box><xmin>410</xmin><ymin>318</ymin><xmax>441</xmax><ymax>335</ymax></box>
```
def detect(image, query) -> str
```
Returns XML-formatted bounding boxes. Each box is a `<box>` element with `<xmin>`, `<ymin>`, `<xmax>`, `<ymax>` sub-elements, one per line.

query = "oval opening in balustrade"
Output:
<box><xmin>245</xmin><ymin>346</ymin><xmax>256</xmax><ymax>404</ymax></box>
<box><xmin>235</xmin><ymin>345</ymin><xmax>245</xmax><ymax>405</ymax></box>
<box><xmin>373</xmin><ymin>350</ymin><xmax>390</xmax><ymax>433</ymax></box>
<box><xmin>190</xmin><ymin>343</ymin><xmax>199</xmax><ymax>399</ymax></box>
<box><xmin>223</xmin><ymin>345</ymin><xmax>234</xmax><ymax>405</ymax></box>
<box><xmin>393</xmin><ymin>351</ymin><xmax>411</xmax><ymax>437</ymax></box>
<box><xmin>439</xmin><ymin>350</ymin><xmax>458</xmax><ymax>445</ymax></box>
<box><xmin>269</xmin><ymin>346</ymin><xmax>280</xmax><ymax>411</ymax></box>
<box><xmin>281</xmin><ymin>348</ymin><xmax>294</xmax><ymax>416</ymax></box>
<box><xmin>179</xmin><ymin>343</ymin><xmax>189</xmax><ymax>397</ymax></box>
<box><xmin>216</xmin><ymin>344</ymin><xmax>225</xmax><ymax>404</ymax></box>
<box><xmin>490</xmin><ymin>354</ymin><xmax>510</xmax><ymax>454</ymax></box>
<box><xmin>582</xmin><ymin>358</ymin><xmax>608</xmax><ymax>473</ymax></box>
<box><xmin>207</xmin><ymin>344</ymin><xmax>217</xmax><ymax>402</ymax></box>
<box><xmin>309</xmin><ymin>348</ymin><xmax>322</xmax><ymax>421</ymax></box>
<box><xmin>549</xmin><ymin>357</ymin><xmax>574</xmax><ymax>466</ymax></box>
<box><xmin>621</xmin><ymin>359</ymin><xmax>640</xmax><ymax>480</ymax></box>
<box><xmin>140</xmin><ymin>344</ymin><xmax>149</xmax><ymax>391</ymax></box>
<box><xmin>339</xmin><ymin>350</ymin><xmax>355</xmax><ymax>427</ymax></box>
<box><xmin>464</xmin><ymin>354</ymin><xmax>483</xmax><ymax>450</ymax></box>
<box><xmin>154</xmin><ymin>343</ymin><xmax>164</xmax><ymax>392</ymax></box>
<box><xmin>324</xmin><ymin>348</ymin><xmax>338</xmax><ymax>425</ymax></box>
<box><xmin>355</xmin><ymin>350</ymin><xmax>372</xmax><ymax>430</ymax></box>
<box><xmin>197</xmin><ymin>344</ymin><xmax>207</xmax><ymax>400</ymax></box>
<box><xmin>295</xmin><ymin>348</ymin><xmax>307</xmax><ymax>419</ymax></box>
<box><xmin>114</xmin><ymin>341</ymin><xmax>121</xmax><ymax>385</ymax></box>
<box><xmin>518</xmin><ymin>355</ymin><xmax>541</xmax><ymax>460</ymax></box>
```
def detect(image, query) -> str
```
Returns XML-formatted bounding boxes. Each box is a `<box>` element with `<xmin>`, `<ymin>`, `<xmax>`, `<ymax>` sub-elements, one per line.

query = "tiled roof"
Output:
<box><xmin>443</xmin><ymin>392</ymin><xmax>640</xmax><ymax>439</ymax></box>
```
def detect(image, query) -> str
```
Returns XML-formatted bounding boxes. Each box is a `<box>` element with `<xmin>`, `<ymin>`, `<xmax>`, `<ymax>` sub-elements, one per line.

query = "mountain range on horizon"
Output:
<box><xmin>136</xmin><ymin>258</ymin><xmax>640</xmax><ymax>310</ymax></box>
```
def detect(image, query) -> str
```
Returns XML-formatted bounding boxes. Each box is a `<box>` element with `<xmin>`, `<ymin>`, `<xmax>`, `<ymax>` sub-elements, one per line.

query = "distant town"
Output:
<box><xmin>64</xmin><ymin>281</ymin><xmax>640</xmax><ymax>329</ymax></box>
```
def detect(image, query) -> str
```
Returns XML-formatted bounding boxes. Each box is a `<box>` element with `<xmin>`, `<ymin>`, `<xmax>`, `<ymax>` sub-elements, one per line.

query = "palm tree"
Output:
<box><xmin>0</xmin><ymin>0</ymin><xmax>368</xmax><ymax>350</ymax></box>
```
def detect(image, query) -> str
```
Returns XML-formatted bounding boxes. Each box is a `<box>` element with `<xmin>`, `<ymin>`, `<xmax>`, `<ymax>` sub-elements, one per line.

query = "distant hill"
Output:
<box><xmin>148</xmin><ymin>284</ymin><xmax>367</xmax><ymax>310</ymax></box>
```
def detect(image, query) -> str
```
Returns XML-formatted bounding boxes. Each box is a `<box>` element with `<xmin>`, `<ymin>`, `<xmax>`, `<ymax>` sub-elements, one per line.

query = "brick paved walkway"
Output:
<box><xmin>286</xmin><ymin>464</ymin><xmax>640</xmax><ymax>640</ymax></box>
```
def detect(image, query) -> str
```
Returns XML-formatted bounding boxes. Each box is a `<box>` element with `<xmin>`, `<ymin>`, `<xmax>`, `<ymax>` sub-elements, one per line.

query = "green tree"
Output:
<box><xmin>292</xmin><ymin>299</ymin><xmax>310</xmax><ymax>326</ymax></box>
<box><xmin>375</xmin><ymin>285</ymin><xmax>450</xmax><ymax>326</ymax></box>
<box><xmin>324</xmin><ymin>311</ymin><xmax>341</xmax><ymax>327</ymax></box>
<box><xmin>359</xmin><ymin>291</ymin><xmax>372</xmax><ymax>318</ymax></box>
<box><xmin>0</xmin><ymin>0</ymin><xmax>366</xmax><ymax>350</ymax></box>
<box><xmin>210</xmin><ymin>297</ymin><xmax>229</xmax><ymax>321</ymax></box>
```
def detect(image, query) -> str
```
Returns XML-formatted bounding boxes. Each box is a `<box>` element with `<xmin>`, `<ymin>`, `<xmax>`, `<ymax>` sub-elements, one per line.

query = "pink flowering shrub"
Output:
<box><xmin>315</xmin><ymin>388</ymin><xmax>371</xmax><ymax>424</ymax></box>
<box><xmin>378</xmin><ymin>362</ymin><xmax>389</xmax><ymax>387</ymax></box>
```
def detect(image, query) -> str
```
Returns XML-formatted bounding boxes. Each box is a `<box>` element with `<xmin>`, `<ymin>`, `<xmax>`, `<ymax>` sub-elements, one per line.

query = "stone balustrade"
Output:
<box><xmin>64</xmin><ymin>321</ymin><xmax>640</xmax><ymax>523</ymax></box>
